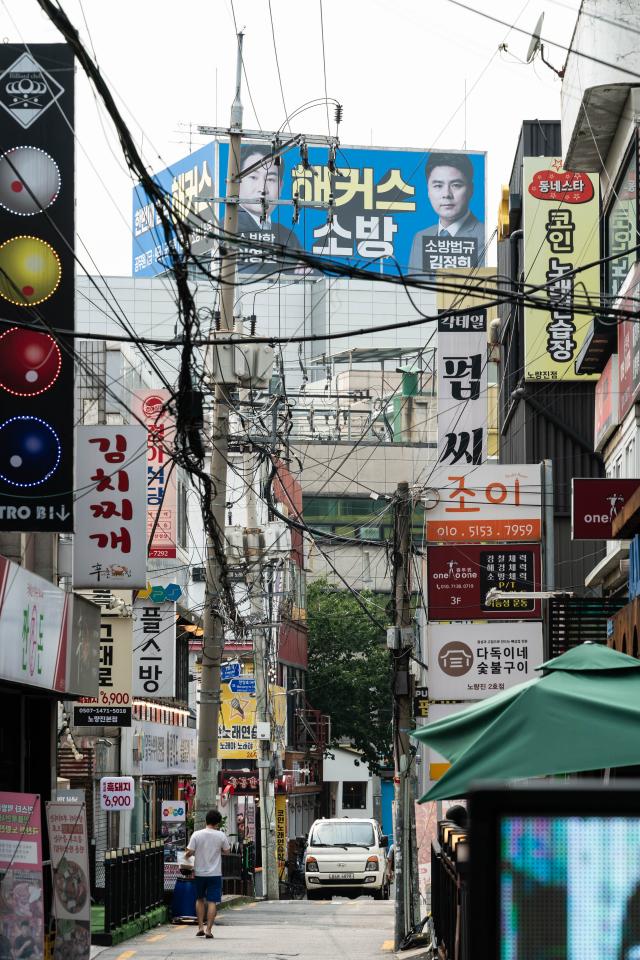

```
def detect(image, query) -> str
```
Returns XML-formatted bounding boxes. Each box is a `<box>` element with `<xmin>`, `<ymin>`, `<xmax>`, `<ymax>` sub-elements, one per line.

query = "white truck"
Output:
<box><xmin>304</xmin><ymin>817</ymin><xmax>390</xmax><ymax>901</ymax></box>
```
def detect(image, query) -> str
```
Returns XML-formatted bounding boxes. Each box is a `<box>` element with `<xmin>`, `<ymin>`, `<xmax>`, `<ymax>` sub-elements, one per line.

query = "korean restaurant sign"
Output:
<box><xmin>523</xmin><ymin>158</ymin><xmax>600</xmax><ymax>381</ymax></box>
<box><xmin>571</xmin><ymin>478</ymin><xmax>640</xmax><ymax>540</ymax></box>
<box><xmin>427</xmin><ymin>544</ymin><xmax>541</xmax><ymax>620</ymax></box>
<box><xmin>132</xmin><ymin>597</ymin><xmax>176</xmax><ymax>698</ymax></box>
<box><xmin>427</xmin><ymin>621</ymin><xmax>544</xmax><ymax>700</ymax></box>
<box><xmin>131</xmin><ymin>721</ymin><xmax>196</xmax><ymax>776</ymax></box>
<box><xmin>0</xmin><ymin>792</ymin><xmax>44</xmax><ymax>958</ymax></box>
<box><xmin>424</xmin><ymin>464</ymin><xmax>542</xmax><ymax>543</ymax></box>
<box><xmin>132</xmin><ymin>389</ymin><xmax>178</xmax><ymax>560</ymax></box>
<box><xmin>437</xmin><ymin>309</ymin><xmax>487</xmax><ymax>465</ymax></box>
<box><xmin>73</xmin><ymin>425</ymin><xmax>147</xmax><ymax>588</ymax></box>
<box><xmin>99</xmin><ymin>776</ymin><xmax>134</xmax><ymax>811</ymax></box>
<box><xmin>46</xmin><ymin>801</ymin><xmax>90</xmax><ymax>956</ymax></box>
<box><xmin>74</xmin><ymin>616</ymin><xmax>132</xmax><ymax>727</ymax></box>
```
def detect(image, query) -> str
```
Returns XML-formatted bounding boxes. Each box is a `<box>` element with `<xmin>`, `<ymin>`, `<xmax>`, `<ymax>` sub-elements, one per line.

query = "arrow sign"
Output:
<box><xmin>56</xmin><ymin>508</ymin><xmax>71</xmax><ymax>521</ymax></box>
<box><xmin>221</xmin><ymin>662</ymin><xmax>241</xmax><ymax>681</ymax></box>
<box><xmin>230</xmin><ymin>677</ymin><xmax>256</xmax><ymax>694</ymax></box>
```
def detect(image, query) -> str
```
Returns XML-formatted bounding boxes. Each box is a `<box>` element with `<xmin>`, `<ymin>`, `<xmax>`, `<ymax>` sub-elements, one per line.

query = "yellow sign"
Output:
<box><xmin>523</xmin><ymin>158</ymin><xmax>600</xmax><ymax>381</ymax></box>
<box><xmin>275</xmin><ymin>794</ymin><xmax>287</xmax><ymax>866</ymax></box>
<box><xmin>217</xmin><ymin>683</ymin><xmax>287</xmax><ymax>758</ymax></box>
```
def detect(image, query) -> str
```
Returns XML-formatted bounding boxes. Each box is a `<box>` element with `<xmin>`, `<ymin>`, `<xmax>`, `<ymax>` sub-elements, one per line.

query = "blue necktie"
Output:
<box><xmin>440</xmin><ymin>229</ymin><xmax>451</xmax><ymax>237</ymax></box>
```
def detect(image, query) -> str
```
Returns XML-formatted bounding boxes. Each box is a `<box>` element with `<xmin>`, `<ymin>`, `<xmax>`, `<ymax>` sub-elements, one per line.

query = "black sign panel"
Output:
<box><xmin>74</xmin><ymin>706</ymin><xmax>132</xmax><ymax>727</ymax></box>
<box><xmin>0</xmin><ymin>45</ymin><xmax>74</xmax><ymax>530</ymax></box>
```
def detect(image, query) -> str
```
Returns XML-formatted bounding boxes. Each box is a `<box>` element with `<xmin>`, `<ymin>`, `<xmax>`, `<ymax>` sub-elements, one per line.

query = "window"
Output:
<box><xmin>342</xmin><ymin>781</ymin><xmax>368</xmax><ymax>810</ymax></box>
<box><xmin>310</xmin><ymin>820</ymin><xmax>375</xmax><ymax>847</ymax></box>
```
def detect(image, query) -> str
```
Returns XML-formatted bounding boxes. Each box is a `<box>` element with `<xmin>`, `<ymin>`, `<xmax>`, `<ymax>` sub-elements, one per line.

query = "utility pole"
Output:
<box><xmin>195</xmin><ymin>32</ymin><xmax>244</xmax><ymax>830</ymax></box>
<box><xmin>390</xmin><ymin>481</ymin><xmax>417</xmax><ymax>950</ymax></box>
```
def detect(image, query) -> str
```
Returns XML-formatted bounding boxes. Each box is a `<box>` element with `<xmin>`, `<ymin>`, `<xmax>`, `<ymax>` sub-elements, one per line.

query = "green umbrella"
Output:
<box><xmin>412</xmin><ymin>642</ymin><xmax>640</xmax><ymax>802</ymax></box>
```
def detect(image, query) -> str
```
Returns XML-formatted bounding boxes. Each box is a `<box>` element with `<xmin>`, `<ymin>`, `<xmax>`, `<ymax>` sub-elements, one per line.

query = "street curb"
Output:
<box><xmin>218</xmin><ymin>895</ymin><xmax>256</xmax><ymax>911</ymax></box>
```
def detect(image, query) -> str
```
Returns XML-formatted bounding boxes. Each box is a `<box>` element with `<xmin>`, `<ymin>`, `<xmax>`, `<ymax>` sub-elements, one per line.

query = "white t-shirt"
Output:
<box><xmin>187</xmin><ymin>828</ymin><xmax>230</xmax><ymax>877</ymax></box>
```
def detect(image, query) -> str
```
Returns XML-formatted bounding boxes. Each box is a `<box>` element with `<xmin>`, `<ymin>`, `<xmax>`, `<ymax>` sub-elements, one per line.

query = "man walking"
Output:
<box><xmin>185</xmin><ymin>809</ymin><xmax>231</xmax><ymax>939</ymax></box>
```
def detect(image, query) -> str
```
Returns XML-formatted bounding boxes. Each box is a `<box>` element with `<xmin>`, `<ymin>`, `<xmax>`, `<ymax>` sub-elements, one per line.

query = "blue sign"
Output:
<box><xmin>132</xmin><ymin>141</ymin><xmax>215</xmax><ymax>278</ymax></box>
<box><xmin>221</xmin><ymin>662</ymin><xmax>241</xmax><ymax>681</ymax></box>
<box><xmin>217</xmin><ymin>142</ymin><xmax>486</xmax><ymax>276</ymax></box>
<box><xmin>229</xmin><ymin>677</ymin><xmax>256</xmax><ymax>694</ymax></box>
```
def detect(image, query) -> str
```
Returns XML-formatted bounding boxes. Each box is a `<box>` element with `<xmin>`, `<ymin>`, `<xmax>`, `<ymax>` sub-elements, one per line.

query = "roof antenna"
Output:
<box><xmin>526</xmin><ymin>13</ymin><xmax>565</xmax><ymax>79</ymax></box>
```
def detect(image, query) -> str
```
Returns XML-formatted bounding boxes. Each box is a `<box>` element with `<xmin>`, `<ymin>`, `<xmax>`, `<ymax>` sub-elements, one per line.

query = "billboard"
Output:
<box><xmin>426</xmin><ymin>544</ymin><xmax>541</xmax><ymax>620</ymax></box>
<box><xmin>424</xmin><ymin>463</ymin><xmax>542</xmax><ymax>543</ymax></box>
<box><xmin>427</xmin><ymin>621</ymin><xmax>544</xmax><ymax>700</ymax></box>
<box><xmin>133</xmin><ymin>142</ymin><xmax>486</xmax><ymax>278</ymax></box>
<box><xmin>0</xmin><ymin>45</ymin><xmax>75</xmax><ymax>531</ymax></box>
<box><xmin>132</xmin><ymin>389</ymin><xmax>178</xmax><ymax>559</ymax></box>
<box><xmin>523</xmin><ymin>158</ymin><xmax>600</xmax><ymax>381</ymax></box>
<box><xmin>218</xmin><ymin>684</ymin><xmax>286</xmax><ymax>758</ymax></box>
<box><xmin>571</xmin><ymin>478</ymin><xmax>640</xmax><ymax>540</ymax></box>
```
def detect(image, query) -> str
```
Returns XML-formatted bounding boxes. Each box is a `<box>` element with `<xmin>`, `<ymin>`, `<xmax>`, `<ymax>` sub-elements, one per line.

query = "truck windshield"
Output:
<box><xmin>310</xmin><ymin>822</ymin><xmax>376</xmax><ymax>847</ymax></box>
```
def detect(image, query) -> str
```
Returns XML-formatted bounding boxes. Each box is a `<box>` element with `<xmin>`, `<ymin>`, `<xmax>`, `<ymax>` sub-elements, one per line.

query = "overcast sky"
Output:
<box><xmin>2</xmin><ymin>0</ymin><xmax>579</xmax><ymax>276</ymax></box>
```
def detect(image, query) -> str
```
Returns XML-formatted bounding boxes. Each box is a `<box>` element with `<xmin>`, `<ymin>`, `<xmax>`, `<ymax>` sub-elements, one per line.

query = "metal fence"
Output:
<box><xmin>103</xmin><ymin>841</ymin><xmax>164</xmax><ymax>932</ymax></box>
<box><xmin>430</xmin><ymin>820</ymin><xmax>470</xmax><ymax>960</ymax></box>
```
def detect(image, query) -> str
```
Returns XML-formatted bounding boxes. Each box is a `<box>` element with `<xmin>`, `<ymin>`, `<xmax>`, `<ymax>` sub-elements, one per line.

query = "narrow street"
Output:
<box><xmin>93</xmin><ymin>898</ymin><xmax>395</xmax><ymax>960</ymax></box>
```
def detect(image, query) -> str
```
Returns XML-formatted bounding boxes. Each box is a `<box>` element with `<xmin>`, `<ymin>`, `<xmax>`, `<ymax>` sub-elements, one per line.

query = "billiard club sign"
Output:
<box><xmin>0</xmin><ymin>45</ymin><xmax>74</xmax><ymax>531</ymax></box>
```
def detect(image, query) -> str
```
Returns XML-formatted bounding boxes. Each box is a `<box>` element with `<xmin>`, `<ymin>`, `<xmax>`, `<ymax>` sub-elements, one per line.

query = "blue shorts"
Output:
<box><xmin>194</xmin><ymin>875</ymin><xmax>222</xmax><ymax>903</ymax></box>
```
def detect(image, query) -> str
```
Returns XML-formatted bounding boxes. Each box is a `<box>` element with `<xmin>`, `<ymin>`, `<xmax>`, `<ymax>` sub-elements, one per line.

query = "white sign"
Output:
<box><xmin>161</xmin><ymin>800</ymin><xmax>187</xmax><ymax>823</ymax></box>
<box><xmin>73</xmin><ymin>425</ymin><xmax>147</xmax><ymax>588</ymax></box>
<box><xmin>132</xmin><ymin>721</ymin><xmax>196</xmax><ymax>776</ymax></box>
<box><xmin>0</xmin><ymin>554</ymin><xmax>69</xmax><ymax>691</ymax></box>
<box><xmin>132</xmin><ymin>598</ymin><xmax>176</xmax><ymax>697</ymax></box>
<box><xmin>427</xmin><ymin>622</ymin><xmax>544</xmax><ymax>700</ymax></box>
<box><xmin>437</xmin><ymin>310</ymin><xmax>488</xmax><ymax>465</ymax></box>
<box><xmin>100</xmin><ymin>776</ymin><xmax>135</xmax><ymax>811</ymax></box>
<box><xmin>424</xmin><ymin>463</ymin><xmax>542</xmax><ymax>543</ymax></box>
<box><xmin>132</xmin><ymin>390</ymin><xmax>178</xmax><ymax>560</ymax></box>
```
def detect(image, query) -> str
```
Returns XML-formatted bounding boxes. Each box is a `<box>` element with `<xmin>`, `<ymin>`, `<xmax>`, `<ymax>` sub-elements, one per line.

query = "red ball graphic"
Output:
<box><xmin>0</xmin><ymin>327</ymin><xmax>62</xmax><ymax>396</ymax></box>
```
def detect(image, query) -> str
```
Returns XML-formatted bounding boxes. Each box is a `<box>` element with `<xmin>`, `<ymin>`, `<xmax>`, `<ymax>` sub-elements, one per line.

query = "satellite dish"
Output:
<box><xmin>526</xmin><ymin>12</ymin><xmax>545</xmax><ymax>63</ymax></box>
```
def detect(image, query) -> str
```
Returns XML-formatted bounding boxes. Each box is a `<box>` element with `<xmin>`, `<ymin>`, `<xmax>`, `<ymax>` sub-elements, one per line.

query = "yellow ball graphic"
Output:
<box><xmin>0</xmin><ymin>236</ymin><xmax>61</xmax><ymax>307</ymax></box>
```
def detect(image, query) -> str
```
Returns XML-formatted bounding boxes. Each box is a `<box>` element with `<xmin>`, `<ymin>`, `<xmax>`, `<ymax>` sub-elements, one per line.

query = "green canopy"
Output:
<box><xmin>412</xmin><ymin>642</ymin><xmax>640</xmax><ymax>802</ymax></box>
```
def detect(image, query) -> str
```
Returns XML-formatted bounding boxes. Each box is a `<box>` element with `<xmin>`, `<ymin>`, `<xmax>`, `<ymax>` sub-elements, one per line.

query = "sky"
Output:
<box><xmin>1</xmin><ymin>0</ymin><xmax>580</xmax><ymax>276</ymax></box>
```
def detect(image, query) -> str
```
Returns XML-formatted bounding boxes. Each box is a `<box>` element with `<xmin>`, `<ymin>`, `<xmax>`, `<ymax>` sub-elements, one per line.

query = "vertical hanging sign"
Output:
<box><xmin>132</xmin><ymin>390</ymin><xmax>178</xmax><ymax>559</ymax></box>
<box><xmin>132</xmin><ymin>597</ymin><xmax>176</xmax><ymax>697</ymax></box>
<box><xmin>437</xmin><ymin>309</ymin><xmax>488</xmax><ymax>465</ymax></box>
<box><xmin>0</xmin><ymin>45</ymin><xmax>75</xmax><ymax>530</ymax></box>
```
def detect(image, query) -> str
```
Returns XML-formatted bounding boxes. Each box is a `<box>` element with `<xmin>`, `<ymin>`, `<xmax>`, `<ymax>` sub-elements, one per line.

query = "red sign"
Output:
<box><xmin>594</xmin><ymin>354</ymin><xmax>618</xmax><ymax>452</ymax></box>
<box><xmin>427</xmin><ymin>544</ymin><xmax>541</xmax><ymax>620</ymax></box>
<box><xmin>133</xmin><ymin>389</ymin><xmax>178</xmax><ymax>559</ymax></box>
<box><xmin>572</xmin><ymin>478</ymin><xmax>640</xmax><ymax>539</ymax></box>
<box><xmin>617</xmin><ymin>265</ymin><xmax>640</xmax><ymax>421</ymax></box>
<box><xmin>527</xmin><ymin>169</ymin><xmax>594</xmax><ymax>204</ymax></box>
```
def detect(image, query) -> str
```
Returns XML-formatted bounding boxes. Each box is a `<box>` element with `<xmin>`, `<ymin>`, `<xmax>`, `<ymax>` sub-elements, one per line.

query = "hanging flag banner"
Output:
<box><xmin>437</xmin><ymin>309</ymin><xmax>487</xmax><ymax>465</ymax></box>
<box><xmin>132</xmin><ymin>598</ymin><xmax>176</xmax><ymax>698</ymax></box>
<box><xmin>46</xmin><ymin>801</ymin><xmax>90</xmax><ymax>960</ymax></box>
<box><xmin>74</xmin><ymin>616</ymin><xmax>133</xmax><ymax>727</ymax></box>
<box><xmin>0</xmin><ymin>792</ymin><xmax>44</xmax><ymax>960</ymax></box>
<box><xmin>275</xmin><ymin>794</ymin><xmax>287</xmax><ymax>866</ymax></box>
<box><xmin>132</xmin><ymin>390</ymin><xmax>178</xmax><ymax>559</ymax></box>
<box><xmin>73</xmin><ymin>425</ymin><xmax>147</xmax><ymax>588</ymax></box>
<box><xmin>523</xmin><ymin>158</ymin><xmax>600</xmax><ymax>381</ymax></box>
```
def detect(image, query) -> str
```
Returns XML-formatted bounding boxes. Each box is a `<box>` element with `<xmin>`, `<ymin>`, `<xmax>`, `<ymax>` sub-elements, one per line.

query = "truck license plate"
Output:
<box><xmin>328</xmin><ymin>873</ymin><xmax>354</xmax><ymax>879</ymax></box>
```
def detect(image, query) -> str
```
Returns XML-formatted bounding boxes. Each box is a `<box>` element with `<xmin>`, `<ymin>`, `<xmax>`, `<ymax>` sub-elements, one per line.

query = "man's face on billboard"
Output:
<box><xmin>427</xmin><ymin>165</ymin><xmax>472</xmax><ymax>227</ymax></box>
<box><xmin>239</xmin><ymin>153</ymin><xmax>280</xmax><ymax>217</ymax></box>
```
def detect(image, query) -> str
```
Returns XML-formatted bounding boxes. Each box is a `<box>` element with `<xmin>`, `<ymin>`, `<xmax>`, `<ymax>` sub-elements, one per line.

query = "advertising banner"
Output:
<box><xmin>437</xmin><ymin>309</ymin><xmax>487</xmax><ymax>465</ymax></box>
<box><xmin>275</xmin><ymin>794</ymin><xmax>287</xmax><ymax>866</ymax></box>
<box><xmin>523</xmin><ymin>158</ymin><xmax>600</xmax><ymax>381</ymax></box>
<box><xmin>161</xmin><ymin>800</ymin><xmax>187</xmax><ymax>872</ymax></box>
<box><xmin>0</xmin><ymin>792</ymin><xmax>43</xmax><ymax>960</ymax></box>
<box><xmin>46</xmin><ymin>802</ymin><xmax>90</xmax><ymax>960</ymax></box>
<box><xmin>73</xmin><ymin>425</ymin><xmax>147</xmax><ymax>589</ymax></box>
<box><xmin>131</xmin><ymin>721</ymin><xmax>196</xmax><ymax>776</ymax></box>
<box><xmin>74</xmin><ymin>616</ymin><xmax>133</xmax><ymax>727</ymax></box>
<box><xmin>99</xmin><ymin>776</ymin><xmax>134</xmax><ymax>811</ymax></box>
<box><xmin>218</xmin><ymin>685</ymin><xmax>286</xmax><ymax>759</ymax></box>
<box><xmin>426</xmin><ymin>544</ymin><xmax>541</xmax><ymax>620</ymax></box>
<box><xmin>424</xmin><ymin>463</ymin><xmax>542</xmax><ymax>543</ymax></box>
<box><xmin>594</xmin><ymin>354</ymin><xmax>619</xmax><ymax>453</ymax></box>
<box><xmin>0</xmin><ymin>555</ymin><xmax>69</xmax><ymax>692</ymax></box>
<box><xmin>132</xmin><ymin>598</ymin><xmax>176</xmax><ymax>698</ymax></box>
<box><xmin>427</xmin><ymin>622</ymin><xmax>544</xmax><ymax>700</ymax></box>
<box><xmin>133</xmin><ymin>143</ymin><xmax>486</xmax><ymax>278</ymax></box>
<box><xmin>571</xmin><ymin>478</ymin><xmax>640</xmax><ymax>540</ymax></box>
<box><xmin>617</xmin><ymin>264</ymin><xmax>640</xmax><ymax>421</ymax></box>
<box><xmin>132</xmin><ymin>389</ymin><xmax>178</xmax><ymax>559</ymax></box>
<box><xmin>0</xmin><ymin>45</ymin><xmax>75</xmax><ymax>532</ymax></box>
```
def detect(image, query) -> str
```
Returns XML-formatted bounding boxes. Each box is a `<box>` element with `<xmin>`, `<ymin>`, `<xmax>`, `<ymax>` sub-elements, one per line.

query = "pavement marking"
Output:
<box><xmin>116</xmin><ymin>952</ymin><xmax>136</xmax><ymax>960</ymax></box>
<box><xmin>381</xmin><ymin>940</ymin><xmax>394</xmax><ymax>951</ymax></box>
<box><xmin>146</xmin><ymin>934</ymin><xmax>166</xmax><ymax>942</ymax></box>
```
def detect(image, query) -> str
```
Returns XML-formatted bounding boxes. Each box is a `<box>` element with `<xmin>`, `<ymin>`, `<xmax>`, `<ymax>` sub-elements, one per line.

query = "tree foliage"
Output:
<box><xmin>306</xmin><ymin>578</ymin><xmax>392</xmax><ymax>772</ymax></box>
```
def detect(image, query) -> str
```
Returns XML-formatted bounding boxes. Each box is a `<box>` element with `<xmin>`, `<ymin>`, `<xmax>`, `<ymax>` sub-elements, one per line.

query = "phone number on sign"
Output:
<box><xmin>426</xmin><ymin>519</ymin><xmax>541</xmax><ymax>542</ymax></box>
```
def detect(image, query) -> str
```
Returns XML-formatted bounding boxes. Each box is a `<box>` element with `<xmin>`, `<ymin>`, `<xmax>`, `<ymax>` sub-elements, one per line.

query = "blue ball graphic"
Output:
<box><xmin>0</xmin><ymin>416</ymin><xmax>61</xmax><ymax>487</ymax></box>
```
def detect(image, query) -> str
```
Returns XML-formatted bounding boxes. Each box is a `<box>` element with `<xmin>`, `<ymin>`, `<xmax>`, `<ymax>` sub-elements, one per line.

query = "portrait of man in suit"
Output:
<box><xmin>236</xmin><ymin>144</ymin><xmax>302</xmax><ymax>274</ymax></box>
<box><xmin>409</xmin><ymin>152</ymin><xmax>485</xmax><ymax>273</ymax></box>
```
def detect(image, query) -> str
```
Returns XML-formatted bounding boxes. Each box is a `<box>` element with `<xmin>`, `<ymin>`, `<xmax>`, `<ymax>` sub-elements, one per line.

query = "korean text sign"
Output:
<box><xmin>427</xmin><ymin>544</ymin><xmax>541</xmax><ymax>620</ymax></box>
<box><xmin>132</xmin><ymin>598</ymin><xmax>176</xmax><ymax>698</ymax></box>
<box><xmin>424</xmin><ymin>464</ymin><xmax>542</xmax><ymax>543</ymax></box>
<box><xmin>100</xmin><ymin>777</ymin><xmax>135</xmax><ymax>811</ymax></box>
<box><xmin>437</xmin><ymin>309</ymin><xmax>487</xmax><ymax>465</ymax></box>
<box><xmin>218</xmin><ymin>684</ymin><xmax>286</xmax><ymax>758</ymax></box>
<box><xmin>0</xmin><ymin>792</ymin><xmax>44</xmax><ymax>960</ymax></box>
<box><xmin>46</xmin><ymin>800</ymin><xmax>90</xmax><ymax>957</ymax></box>
<box><xmin>427</xmin><ymin>622</ymin><xmax>544</xmax><ymax>700</ymax></box>
<box><xmin>132</xmin><ymin>390</ymin><xmax>178</xmax><ymax>559</ymax></box>
<box><xmin>75</xmin><ymin>615</ymin><xmax>133</xmax><ymax>726</ymax></box>
<box><xmin>73</xmin><ymin>425</ymin><xmax>147</xmax><ymax>588</ymax></box>
<box><xmin>523</xmin><ymin>158</ymin><xmax>600</xmax><ymax>381</ymax></box>
<box><xmin>571</xmin><ymin>478</ymin><xmax>640</xmax><ymax>540</ymax></box>
<box><xmin>131</xmin><ymin>721</ymin><xmax>196</xmax><ymax>776</ymax></box>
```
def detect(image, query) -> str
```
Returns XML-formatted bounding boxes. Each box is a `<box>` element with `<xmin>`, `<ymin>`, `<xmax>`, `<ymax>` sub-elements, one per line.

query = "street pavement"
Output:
<box><xmin>92</xmin><ymin>896</ymin><xmax>395</xmax><ymax>960</ymax></box>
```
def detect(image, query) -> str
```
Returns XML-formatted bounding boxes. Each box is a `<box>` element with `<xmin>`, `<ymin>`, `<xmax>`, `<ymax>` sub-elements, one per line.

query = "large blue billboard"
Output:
<box><xmin>132</xmin><ymin>142</ymin><xmax>485</xmax><ymax>279</ymax></box>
